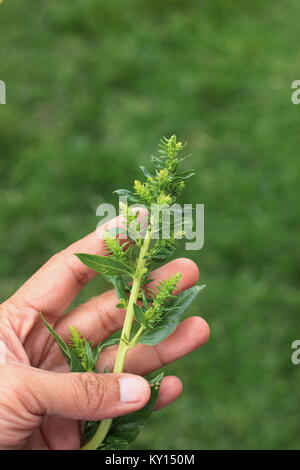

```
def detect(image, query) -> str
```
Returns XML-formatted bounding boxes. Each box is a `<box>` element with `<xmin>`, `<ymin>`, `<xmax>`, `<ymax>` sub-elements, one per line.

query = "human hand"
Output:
<box><xmin>0</xmin><ymin>217</ymin><xmax>209</xmax><ymax>450</ymax></box>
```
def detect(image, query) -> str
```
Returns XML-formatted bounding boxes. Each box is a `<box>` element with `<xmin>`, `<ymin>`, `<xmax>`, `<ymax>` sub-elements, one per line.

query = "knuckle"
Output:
<box><xmin>49</xmin><ymin>250</ymin><xmax>64</xmax><ymax>265</ymax></box>
<box><xmin>52</xmin><ymin>250</ymin><xmax>90</xmax><ymax>287</ymax></box>
<box><xmin>0</xmin><ymin>365</ymin><xmax>31</xmax><ymax>412</ymax></box>
<box><xmin>0</xmin><ymin>365</ymin><xmax>23</xmax><ymax>392</ymax></box>
<box><xmin>78</xmin><ymin>373</ymin><xmax>106</xmax><ymax>412</ymax></box>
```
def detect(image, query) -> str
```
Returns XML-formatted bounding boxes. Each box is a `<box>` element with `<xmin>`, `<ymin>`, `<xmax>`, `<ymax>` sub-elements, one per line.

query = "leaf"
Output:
<box><xmin>93</xmin><ymin>347</ymin><xmax>101</xmax><ymax>364</ymax></box>
<box><xmin>139</xmin><ymin>165</ymin><xmax>152</xmax><ymax>178</ymax></box>
<box><xmin>150</xmin><ymin>156</ymin><xmax>163</xmax><ymax>168</ymax></box>
<box><xmin>116</xmin><ymin>302</ymin><xmax>127</xmax><ymax>309</ymax></box>
<box><xmin>140</xmin><ymin>285</ymin><xmax>206</xmax><ymax>345</ymax></box>
<box><xmin>176</xmin><ymin>169</ymin><xmax>196</xmax><ymax>176</ymax></box>
<box><xmin>84</xmin><ymin>342</ymin><xmax>96</xmax><ymax>371</ymax></box>
<box><xmin>97</xmin><ymin>337</ymin><xmax>121</xmax><ymax>353</ymax></box>
<box><xmin>76</xmin><ymin>253</ymin><xmax>134</xmax><ymax>277</ymax></box>
<box><xmin>141</xmin><ymin>277</ymin><xmax>154</xmax><ymax>286</ymax></box>
<box><xmin>113</xmin><ymin>189</ymin><xmax>141</xmax><ymax>204</ymax></box>
<box><xmin>101</xmin><ymin>273</ymin><xmax>117</xmax><ymax>285</ymax></box>
<box><xmin>84</xmin><ymin>372</ymin><xmax>164</xmax><ymax>450</ymax></box>
<box><xmin>69</xmin><ymin>351</ymin><xmax>87</xmax><ymax>372</ymax></box>
<box><xmin>40</xmin><ymin>313</ymin><xmax>86</xmax><ymax>372</ymax></box>
<box><xmin>141</xmin><ymin>289</ymin><xmax>150</xmax><ymax>309</ymax></box>
<box><xmin>173</xmin><ymin>169</ymin><xmax>196</xmax><ymax>182</ymax></box>
<box><xmin>133</xmin><ymin>303</ymin><xmax>145</xmax><ymax>325</ymax></box>
<box><xmin>151</xmin><ymin>240</ymin><xmax>179</xmax><ymax>264</ymax></box>
<box><xmin>113</xmin><ymin>275</ymin><xmax>128</xmax><ymax>300</ymax></box>
<box><xmin>41</xmin><ymin>313</ymin><xmax>71</xmax><ymax>361</ymax></box>
<box><xmin>179</xmin><ymin>152</ymin><xmax>192</xmax><ymax>162</ymax></box>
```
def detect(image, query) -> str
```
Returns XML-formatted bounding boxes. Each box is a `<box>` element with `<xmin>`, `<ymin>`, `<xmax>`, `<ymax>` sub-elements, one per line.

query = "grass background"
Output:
<box><xmin>1</xmin><ymin>0</ymin><xmax>300</xmax><ymax>449</ymax></box>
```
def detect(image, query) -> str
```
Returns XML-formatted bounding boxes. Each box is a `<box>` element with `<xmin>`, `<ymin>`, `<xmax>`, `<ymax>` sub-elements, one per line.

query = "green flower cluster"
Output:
<box><xmin>69</xmin><ymin>326</ymin><xmax>92</xmax><ymax>371</ymax></box>
<box><xmin>103</xmin><ymin>232</ymin><xmax>127</xmax><ymax>261</ymax></box>
<box><xmin>146</xmin><ymin>236</ymin><xmax>179</xmax><ymax>264</ymax></box>
<box><xmin>142</xmin><ymin>273</ymin><xmax>182</xmax><ymax>328</ymax></box>
<box><xmin>132</xmin><ymin>135</ymin><xmax>191</xmax><ymax>208</ymax></box>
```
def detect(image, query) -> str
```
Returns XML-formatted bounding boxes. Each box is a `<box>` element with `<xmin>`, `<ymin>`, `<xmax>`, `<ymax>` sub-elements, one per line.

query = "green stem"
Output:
<box><xmin>128</xmin><ymin>325</ymin><xmax>145</xmax><ymax>348</ymax></box>
<box><xmin>81</xmin><ymin>226</ymin><xmax>151</xmax><ymax>450</ymax></box>
<box><xmin>80</xmin><ymin>418</ymin><xmax>112</xmax><ymax>451</ymax></box>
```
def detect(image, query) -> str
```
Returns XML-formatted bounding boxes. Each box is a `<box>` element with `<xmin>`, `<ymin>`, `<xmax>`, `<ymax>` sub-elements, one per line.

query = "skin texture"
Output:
<box><xmin>0</xmin><ymin>217</ymin><xmax>210</xmax><ymax>450</ymax></box>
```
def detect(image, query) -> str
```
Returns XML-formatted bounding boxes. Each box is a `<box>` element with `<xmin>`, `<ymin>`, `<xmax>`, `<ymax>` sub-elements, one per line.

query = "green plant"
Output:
<box><xmin>42</xmin><ymin>135</ymin><xmax>204</xmax><ymax>450</ymax></box>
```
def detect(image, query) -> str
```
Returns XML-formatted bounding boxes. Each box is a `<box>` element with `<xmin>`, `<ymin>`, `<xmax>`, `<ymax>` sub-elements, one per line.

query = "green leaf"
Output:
<box><xmin>101</xmin><ymin>273</ymin><xmax>117</xmax><ymax>285</ymax></box>
<box><xmin>93</xmin><ymin>347</ymin><xmax>101</xmax><ymax>364</ymax></box>
<box><xmin>139</xmin><ymin>165</ymin><xmax>152</xmax><ymax>178</ymax></box>
<box><xmin>84</xmin><ymin>341</ymin><xmax>96</xmax><ymax>371</ymax></box>
<box><xmin>97</xmin><ymin>337</ymin><xmax>120</xmax><ymax>353</ymax></box>
<box><xmin>41</xmin><ymin>313</ymin><xmax>71</xmax><ymax>361</ymax></box>
<box><xmin>133</xmin><ymin>303</ymin><xmax>145</xmax><ymax>325</ymax></box>
<box><xmin>76</xmin><ymin>253</ymin><xmax>134</xmax><ymax>277</ymax></box>
<box><xmin>113</xmin><ymin>275</ymin><xmax>128</xmax><ymax>300</ymax></box>
<box><xmin>150</xmin><ymin>156</ymin><xmax>164</xmax><ymax>168</ymax></box>
<box><xmin>84</xmin><ymin>372</ymin><xmax>164</xmax><ymax>450</ymax></box>
<box><xmin>40</xmin><ymin>313</ymin><xmax>86</xmax><ymax>372</ymax></box>
<box><xmin>141</xmin><ymin>277</ymin><xmax>154</xmax><ymax>286</ymax></box>
<box><xmin>69</xmin><ymin>351</ymin><xmax>87</xmax><ymax>372</ymax></box>
<box><xmin>116</xmin><ymin>302</ymin><xmax>126</xmax><ymax>309</ymax></box>
<box><xmin>140</xmin><ymin>285</ymin><xmax>205</xmax><ymax>345</ymax></box>
<box><xmin>173</xmin><ymin>169</ymin><xmax>196</xmax><ymax>182</ymax></box>
<box><xmin>113</xmin><ymin>189</ymin><xmax>141</xmax><ymax>204</ymax></box>
<box><xmin>141</xmin><ymin>289</ymin><xmax>150</xmax><ymax>309</ymax></box>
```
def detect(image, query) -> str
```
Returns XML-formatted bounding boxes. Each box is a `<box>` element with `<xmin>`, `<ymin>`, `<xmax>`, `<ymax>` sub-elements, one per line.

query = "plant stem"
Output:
<box><xmin>128</xmin><ymin>325</ymin><xmax>145</xmax><ymax>348</ymax></box>
<box><xmin>81</xmin><ymin>226</ymin><xmax>151</xmax><ymax>450</ymax></box>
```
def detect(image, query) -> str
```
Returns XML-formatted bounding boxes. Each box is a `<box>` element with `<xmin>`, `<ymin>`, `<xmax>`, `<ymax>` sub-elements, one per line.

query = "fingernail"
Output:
<box><xmin>119</xmin><ymin>376</ymin><xmax>147</xmax><ymax>403</ymax></box>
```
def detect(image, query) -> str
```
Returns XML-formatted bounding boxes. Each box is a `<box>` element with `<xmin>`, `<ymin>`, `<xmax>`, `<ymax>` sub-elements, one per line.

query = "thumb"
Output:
<box><xmin>25</xmin><ymin>368</ymin><xmax>151</xmax><ymax>420</ymax></box>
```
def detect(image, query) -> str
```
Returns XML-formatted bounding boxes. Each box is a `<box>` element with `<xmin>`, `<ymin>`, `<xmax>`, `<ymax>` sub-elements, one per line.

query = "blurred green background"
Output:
<box><xmin>1</xmin><ymin>0</ymin><xmax>300</xmax><ymax>449</ymax></box>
